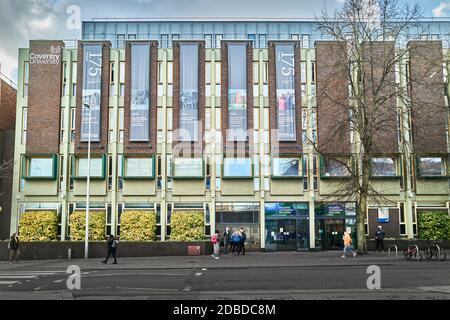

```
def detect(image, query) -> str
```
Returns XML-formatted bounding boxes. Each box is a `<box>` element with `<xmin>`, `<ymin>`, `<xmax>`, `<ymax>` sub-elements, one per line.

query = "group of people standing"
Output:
<box><xmin>211</xmin><ymin>227</ymin><xmax>247</xmax><ymax>259</ymax></box>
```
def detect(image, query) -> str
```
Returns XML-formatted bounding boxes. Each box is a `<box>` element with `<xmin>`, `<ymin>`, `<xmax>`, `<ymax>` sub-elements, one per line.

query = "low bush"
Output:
<box><xmin>120</xmin><ymin>210</ymin><xmax>157</xmax><ymax>241</ymax></box>
<box><xmin>170</xmin><ymin>210</ymin><xmax>204</xmax><ymax>241</ymax></box>
<box><xmin>69</xmin><ymin>211</ymin><xmax>106</xmax><ymax>241</ymax></box>
<box><xmin>418</xmin><ymin>210</ymin><xmax>450</xmax><ymax>240</ymax></box>
<box><xmin>18</xmin><ymin>211</ymin><xmax>58</xmax><ymax>241</ymax></box>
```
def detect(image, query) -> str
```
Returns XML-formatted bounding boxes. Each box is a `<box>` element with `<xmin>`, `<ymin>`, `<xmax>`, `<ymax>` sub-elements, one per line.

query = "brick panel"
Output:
<box><xmin>268</xmin><ymin>41</ymin><xmax>303</xmax><ymax>154</ymax></box>
<box><xmin>26</xmin><ymin>40</ymin><xmax>64</xmax><ymax>154</ymax></box>
<box><xmin>409</xmin><ymin>41</ymin><xmax>447</xmax><ymax>154</ymax></box>
<box><xmin>363</xmin><ymin>42</ymin><xmax>398</xmax><ymax>154</ymax></box>
<box><xmin>221</xmin><ymin>40</ymin><xmax>254</xmax><ymax>155</ymax></box>
<box><xmin>124</xmin><ymin>41</ymin><xmax>158</xmax><ymax>154</ymax></box>
<box><xmin>75</xmin><ymin>41</ymin><xmax>111</xmax><ymax>154</ymax></box>
<box><xmin>368</xmin><ymin>208</ymin><xmax>400</xmax><ymax>239</ymax></box>
<box><xmin>172</xmin><ymin>41</ymin><xmax>205</xmax><ymax>157</ymax></box>
<box><xmin>0</xmin><ymin>80</ymin><xmax>16</xmax><ymax>130</ymax></box>
<box><xmin>316</xmin><ymin>41</ymin><xmax>351</xmax><ymax>154</ymax></box>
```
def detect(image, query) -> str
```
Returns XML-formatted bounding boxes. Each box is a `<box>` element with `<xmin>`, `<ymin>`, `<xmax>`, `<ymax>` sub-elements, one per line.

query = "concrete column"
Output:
<box><xmin>258</xmin><ymin>49</ymin><xmax>266</xmax><ymax>250</ymax></box>
<box><xmin>210</xmin><ymin>49</ymin><xmax>217</xmax><ymax>235</ymax></box>
<box><xmin>161</xmin><ymin>49</ymin><xmax>168</xmax><ymax>241</ymax></box>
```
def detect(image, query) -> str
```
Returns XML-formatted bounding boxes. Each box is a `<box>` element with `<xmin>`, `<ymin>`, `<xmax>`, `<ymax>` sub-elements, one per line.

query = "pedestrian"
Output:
<box><xmin>8</xmin><ymin>233</ymin><xmax>20</xmax><ymax>264</ymax></box>
<box><xmin>230</xmin><ymin>230</ymin><xmax>242</xmax><ymax>255</ymax></box>
<box><xmin>374</xmin><ymin>225</ymin><xmax>386</xmax><ymax>252</ymax></box>
<box><xmin>238</xmin><ymin>228</ymin><xmax>247</xmax><ymax>255</ymax></box>
<box><xmin>211</xmin><ymin>230</ymin><xmax>220</xmax><ymax>260</ymax></box>
<box><xmin>341</xmin><ymin>231</ymin><xmax>357</xmax><ymax>258</ymax></box>
<box><xmin>222</xmin><ymin>227</ymin><xmax>231</xmax><ymax>255</ymax></box>
<box><xmin>102</xmin><ymin>234</ymin><xmax>118</xmax><ymax>264</ymax></box>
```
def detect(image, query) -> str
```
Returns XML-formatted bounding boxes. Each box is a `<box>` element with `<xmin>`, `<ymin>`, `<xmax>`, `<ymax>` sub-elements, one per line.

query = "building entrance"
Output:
<box><xmin>265</xmin><ymin>218</ymin><xmax>309</xmax><ymax>251</ymax></box>
<box><xmin>315</xmin><ymin>219</ymin><xmax>345</xmax><ymax>250</ymax></box>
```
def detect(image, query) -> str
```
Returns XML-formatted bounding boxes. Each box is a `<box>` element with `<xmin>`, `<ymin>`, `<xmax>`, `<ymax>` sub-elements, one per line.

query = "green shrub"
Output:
<box><xmin>18</xmin><ymin>210</ymin><xmax>58</xmax><ymax>241</ymax></box>
<box><xmin>418</xmin><ymin>210</ymin><xmax>450</xmax><ymax>240</ymax></box>
<box><xmin>69</xmin><ymin>210</ymin><xmax>106</xmax><ymax>241</ymax></box>
<box><xmin>170</xmin><ymin>210</ymin><xmax>204</xmax><ymax>241</ymax></box>
<box><xmin>120</xmin><ymin>210</ymin><xmax>157</xmax><ymax>241</ymax></box>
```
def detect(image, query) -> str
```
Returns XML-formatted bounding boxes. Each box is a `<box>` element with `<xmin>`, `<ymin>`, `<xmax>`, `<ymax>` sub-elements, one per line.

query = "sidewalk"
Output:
<box><xmin>0</xmin><ymin>251</ymin><xmax>414</xmax><ymax>271</ymax></box>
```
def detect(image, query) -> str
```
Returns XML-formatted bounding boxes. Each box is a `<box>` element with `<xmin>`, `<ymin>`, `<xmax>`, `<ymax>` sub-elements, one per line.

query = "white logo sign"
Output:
<box><xmin>29</xmin><ymin>45</ymin><xmax>61</xmax><ymax>65</ymax></box>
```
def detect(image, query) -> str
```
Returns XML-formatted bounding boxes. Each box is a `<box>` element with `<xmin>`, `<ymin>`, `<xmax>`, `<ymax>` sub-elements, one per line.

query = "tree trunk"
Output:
<box><xmin>357</xmin><ymin>194</ymin><xmax>368</xmax><ymax>254</ymax></box>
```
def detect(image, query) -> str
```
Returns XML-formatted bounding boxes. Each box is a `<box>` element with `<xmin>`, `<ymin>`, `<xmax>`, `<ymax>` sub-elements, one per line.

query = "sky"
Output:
<box><xmin>0</xmin><ymin>0</ymin><xmax>448</xmax><ymax>84</ymax></box>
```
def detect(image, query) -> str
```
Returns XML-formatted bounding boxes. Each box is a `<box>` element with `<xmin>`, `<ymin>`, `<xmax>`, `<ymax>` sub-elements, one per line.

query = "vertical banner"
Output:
<box><xmin>130</xmin><ymin>44</ymin><xmax>150</xmax><ymax>141</ymax></box>
<box><xmin>276</xmin><ymin>44</ymin><xmax>296</xmax><ymax>141</ymax></box>
<box><xmin>227</xmin><ymin>44</ymin><xmax>247</xmax><ymax>141</ymax></box>
<box><xmin>179</xmin><ymin>44</ymin><xmax>199</xmax><ymax>141</ymax></box>
<box><xmin>81</xmin><ymin>43</ymin><xmax>102</xmax><ymax>142</ymax></box>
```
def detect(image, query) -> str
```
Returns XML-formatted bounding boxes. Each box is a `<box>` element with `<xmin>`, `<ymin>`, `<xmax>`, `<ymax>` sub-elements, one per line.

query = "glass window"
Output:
<box><xmin>215</xmin><ymin>34</ymin><xmax>223</xmax><ymax>48</ymax></box>
<box><xmin>322</xmin><ymin>157</ymin><xmax>351</xmax><ymax>177</ymax></box>
<box><xmin>128</xmin><ymin>34</ymin><xmax>137</xmax><ymax>40</ymax></box>
<box><xmin>125</xmin><ymin>158</ymin><xmax>153</xmax><ymax>177</ymax></box>
<box><xmin>28</xmin><ymin>158</ymin><xmax>54</xmax><ymax>178</ymax></box>
<box><xmin>77</xmin><ymin>158</ymin><xmax>104</xmax><ymax>177</ymax></box>
<box><xmin>371</xmin><ymin>158</ymin><xmax>397</xmax><ymax>176</ymax></box>
<box><xmin>117</xmin><ymin>34</ymin><xmax>125</xmax><ymax>48</ymax></box>
<box><xmin>302</xmin><ymin>34</ymin><xmax>310</xmax><ymax>48</ymax></box>
<box><xmin>272</xmin><ymin>158</ymin><xmax>300</xmax><ymax>177</ymax></box>
<box><xmin>204</xmin><ymin>34</ymin><xmax>212</xmax><ymax>48</ymax></box>
<box><xmin>173</xmin><ymin>158</ymin><xmax>203</xmax><ymax>178</ymax></box>
<box><xmin>223</xmin><ymin>158</ymin><xmax>252</xmax><ymax>177</ymax></box>
<box><xmin>248</xmin><ymin>34</ymin><xmax>256</xmax><ymax>48</ymax></box>
<box><xmin>259</xmin><ymin>34</ymin><xmax>267</xmax><ymax>48</ymax></box>
<box><xmin>161</xmin><ymin>34</ymin><xmax>169</xmax><ymax>48</ymax></box>
<box><xmin>418</xmin><ymin>157</ymin><xmax>445</xmax><ymax>177</ymax></box>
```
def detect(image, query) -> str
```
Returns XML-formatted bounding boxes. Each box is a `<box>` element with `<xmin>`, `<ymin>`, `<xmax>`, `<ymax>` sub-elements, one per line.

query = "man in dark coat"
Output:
<box><xmin>102</xmin><ymin>235</ymin><xmax>118</xmax><ymax>264</ymax></box>
<box><xmin>374</xmin><ymin>226</ymin><xmax>386</xmax><ymax>252</ymax></box>
<box><xmin>8</xmin><ymin>233</ymin><xmax>20</xmax><ymax>263</ymax></box>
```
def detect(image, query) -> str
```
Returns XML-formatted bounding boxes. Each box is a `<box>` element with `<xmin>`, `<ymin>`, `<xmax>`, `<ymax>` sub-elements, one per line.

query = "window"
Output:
<box><xmin>25</xmin><ymin>157</ymin><xmax>56</xmax><ymax>179</ymax></box>
<box><xmin>205</xmin><ymin>62</ymin><xmax>211</xmax><ymax>96</ymax></box>
<box><xmin>371</xmin><ymin>157</ymin><xmax>397</xmax><ymax>177</ymax></box>
<box><xmin>22</xmin><ymin>107</ymin><xmax>27</xmax><ymax>145</ymax></box>
<box><xmin>60</xmin><ymin>109</ymin><xmax>65</xmax><ymax>142</ymax></box>
<box><xmin>204</xmin><ymin>34</ymin><xmax>212</xmax><ymax>48</ymax></box>
<box><xmin>310</xmin><ymin>109</ymin><xmax>317</xmax><ymax>143</ymax></box>
<box><xmin>119</xmin><ymin>62</ymin><xmax>125</xmax><ymax>97</ymax></box>
<box><xmin>431</xmin><ymin>34</ymin><xmax>440</xmax><ymax>40</ymax></box>
<box><xmin>418</xmin><ymin>157</ymin><xmax>446</xmax><ymax>177</ymax></box>
<box><xmin>248</xmin><ymin>34</ymin><xmax>256</xmax><ymax>48</ymax></box>
<box><xmin>108</xmin><ymin>108</ymin><xmax>115</xmax><ymax>143</ymax></box>
<box><xmin>171</xmin><ymin>34</ymin><xmax>180</xmax><ymax>48</ymax></box>
<box><xmin>24</xmin><ymin>62</ymin><xmax>29</xmax><ymax>97</ymax></box>
<box><xmin>173</xmin><ymin>158</ymin><xmax>204</xmax><ymax>178</ymax></box>
<box><xmin>272</xmin><ymin>158</ymin><xmax>301</xmax><ymax>177</ymax></box>
<box><xmin>117</xmin><ymin>155</ymin><xmax>123</xmax><ymax>191</ymax></box>
<box><xmin>70</xmin><ymin>108</ymin><xmax>76</xmax><ymax>142</ymax></box>
<box><xmin>161</xmin><ymin>34</ymin><xmax>169</xmax><ymax>48</ymax></box>
<box><xmin>215</xmin><ymin>63</ymin><xmax>221</xmax><ymax>96</ymax></box>
<box><xmin>107</xmin><ymin>155</ymin><xmax>113</xmax><ymax>191</ymax></box>
<box><xmin>168</xmin><ymin>62</ymin><xmax>173</xmax><ymax>97</ymax></box>
<box><xmin>223</xmin><ymin>158</ymin><xmax>253</xmax><ymax>178</ymax></box>
<box><xmin>118</xmin><ymin>108</ymin><xmax>124</xmax><ymax>143</ymax></box>
<box><xmin>76</xmin><ymin>157</ymin><xmax>105</xmax><ymax>178</ymax></box>
<box><xmin>291</xmin><ymin>34</ymin><xmax>300</xmax><ymax>40</ymax></box>
<box><xmin>259</xmin><ymin>34</ymin><xmax>267</xmax><ymax>48</ymax></box>
<box><xmin>124</xmin><ymin>157</ymin><xmax>154</xmax><ymax>178</ymax></box>
<box><xmin>110</xmin><ymin>62</ymin><xmax>115</xmax><ymax>96</ymax></box>
<box><xmin>128</xmin><ymin>34</ymin><xmax>137</xmax><ymax>40</ymax></box>
<box><xmin>117</xmin><ymin>34</ymin><xmax>125</xmax><ymax>48</ymax></box>
<box><xmin>62</xmin><ymin>62</ymin><xmax>68</xmax><ymax>96</ymax></box>
<box><xmin>215</xmin><ymin>34</ymin><xmax>223</xmax><ymax>48</ymax></box>
<box><xmin>302</xmin><ymin>34</ymin><xmax>310</xmax><ymax>48</ymax></box>
<box><xmin>321</xmin><ymin>156</ymin><xmax>351</xmax><ymax>177</ymax></box>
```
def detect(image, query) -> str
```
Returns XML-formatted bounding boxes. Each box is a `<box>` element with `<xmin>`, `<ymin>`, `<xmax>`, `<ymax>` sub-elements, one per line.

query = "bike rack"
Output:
<box><xmin>413</xmin><ymin>245</ymin><xmax>420</xmax><ymax>261</ymax></box>
<box><xmin>436</xmin><ymin>244</ymin><xmax>441</xmax><ymax>260</ymax></box>
<box><xmin>388</xmin><ymin>244</ymin><xmax>398</xmax><ymax>263</ymax></box>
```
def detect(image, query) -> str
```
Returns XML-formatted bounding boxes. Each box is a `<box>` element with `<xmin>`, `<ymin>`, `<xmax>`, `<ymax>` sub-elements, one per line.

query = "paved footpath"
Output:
<box><xmin>0</xmin><ymin>251</ymin><xmax>438</xmax><ymax>271</ymax></box>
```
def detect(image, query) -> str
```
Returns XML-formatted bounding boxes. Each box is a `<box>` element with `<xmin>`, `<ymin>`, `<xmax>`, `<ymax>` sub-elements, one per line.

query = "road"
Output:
<box><xmin>1</xmin><ymin>262</ymin><xmax>450</xmax><ymax>300</ymax></box>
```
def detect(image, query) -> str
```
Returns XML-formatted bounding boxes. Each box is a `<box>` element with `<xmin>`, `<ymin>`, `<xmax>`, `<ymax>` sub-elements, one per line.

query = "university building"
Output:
<box><xmin>9</xmin><ymin>18</ymin><xmax>450</xmax><ymax>250</ymax></box>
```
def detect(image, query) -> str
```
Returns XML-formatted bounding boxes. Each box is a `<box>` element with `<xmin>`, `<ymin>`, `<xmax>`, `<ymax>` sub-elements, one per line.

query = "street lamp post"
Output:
<box><xmin>83</xmin><ymin>103</ymin><xmax>92</xmax><ymax>259</ymax></box>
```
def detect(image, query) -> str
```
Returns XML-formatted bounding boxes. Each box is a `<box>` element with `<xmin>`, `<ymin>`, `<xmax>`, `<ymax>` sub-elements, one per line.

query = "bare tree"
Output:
<box><xmin>0</xmin><ymin>159</ymin><xmax>14</xmax><ymax>180</ymax></box>
<box><xmin>314</xmin><ymin>0</ymin><xmax>426</xmax><ymax>253</ymax></box>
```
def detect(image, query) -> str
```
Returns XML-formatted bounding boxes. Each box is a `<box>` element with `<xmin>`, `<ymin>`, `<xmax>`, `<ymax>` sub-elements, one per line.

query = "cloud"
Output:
<box><xmin>432</xmin><ymin>2</ymin><xmax>449</xmax><ymax>17</ymax></box>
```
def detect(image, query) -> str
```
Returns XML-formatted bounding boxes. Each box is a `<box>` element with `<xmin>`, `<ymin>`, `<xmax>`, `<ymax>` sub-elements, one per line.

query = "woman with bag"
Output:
<box><xmin>341</xmin><ymin>231</ymin><xmax>357</xmax><ymax>258</ymax></box>
<box><xmin>102</xmin><ymin>234</ymin><xmax>118</xmax><ymax>264</ymax></box>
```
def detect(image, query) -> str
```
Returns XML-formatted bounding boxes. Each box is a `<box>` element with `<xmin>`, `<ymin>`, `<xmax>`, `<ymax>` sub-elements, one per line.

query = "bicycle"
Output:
<box><xmin>424</xmin><ymin>241</ymin><xmax>447</xmax><ymax>261</ymax></box>
<box><xmin>403</xmin><ymin>243</ymin><xmax>423</xmax><ymax>261</ymax></box>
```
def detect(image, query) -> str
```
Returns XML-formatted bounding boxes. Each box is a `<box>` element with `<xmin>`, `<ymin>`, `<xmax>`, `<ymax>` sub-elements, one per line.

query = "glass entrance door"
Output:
<box><xmin>265</xmin><ymin>219</ymin><xmax>309</xmax><ymax>251</ymax></box>
<box><xmin>315</xmin><ymin>219</ymin><xmax>345</xmax><ymax>250</ymax></box>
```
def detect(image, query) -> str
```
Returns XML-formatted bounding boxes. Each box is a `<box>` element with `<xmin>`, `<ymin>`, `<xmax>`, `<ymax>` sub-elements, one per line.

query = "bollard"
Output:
<box><xmin>68</xmin><ymin>248</ymin><xmax>72</xmax><ymax>260</ymax></box>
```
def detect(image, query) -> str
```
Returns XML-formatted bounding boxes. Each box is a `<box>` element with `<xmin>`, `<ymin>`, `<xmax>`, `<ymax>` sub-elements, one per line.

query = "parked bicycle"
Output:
<box><xmin>403</xmin><ymin>241</ymin><xmax>422</xmax><ymax>261</ymax></box>
<box><xmin>424</xmin><ymin>241</ymin><xmax>446</xmax><ymax>261</ymax></box>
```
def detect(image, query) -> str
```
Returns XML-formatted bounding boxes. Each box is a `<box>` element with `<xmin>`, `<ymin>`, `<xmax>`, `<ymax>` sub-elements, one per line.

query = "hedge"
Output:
<box><xmin>120</xmin><ymin>210</ymin><xmax>157</xmax><ymax>241</ymax></box>
<box><xmin>418</xmin><ymin>210</ymin><xmax>450</xmax><ymax>240</ymax></box>
<box><xmin>170</xmin><ymin>210</ymin><xmax>204</xmax><ymax>241</ymax></box>
<box><xmin>18</xmin><ymin>211</ymin><xmax>58</xmax><ymax>241</ymax></box>
<box><xmin>69</xmin><ymin>211</ymin><xmax>106</xmax><ymax>241</ymax></box>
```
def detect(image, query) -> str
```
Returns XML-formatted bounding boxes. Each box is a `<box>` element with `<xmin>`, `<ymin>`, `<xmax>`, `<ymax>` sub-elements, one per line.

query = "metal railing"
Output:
<box><xmin>388</xmin><ymin>244</ymin><xmax>398</xmax><ymax>263</ymax></box>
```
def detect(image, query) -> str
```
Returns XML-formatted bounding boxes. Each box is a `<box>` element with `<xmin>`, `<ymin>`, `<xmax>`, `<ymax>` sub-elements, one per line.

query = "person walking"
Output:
<box><xmin>8</xmin><ymin>233</ymin><xmax>20</xmax><ymax>264</ymax></box>
<box><xmin>211</xmin><ymin>230</ymin><xmax>220</xmax><ymax>260</ymax></box>
<box><xmin>238</xmin><ymin>228</ymin><xmax>247</xmax><ymax>255</ymax></box>
<box><xmin>341</xmin><ymin>231</ymin><xmax>357</xmax><ymax>258</ymax></box>
<box><xmin>222</xmin><ymin>227</ymin><xmax>231</xmax><ymax>255</ymax></box>
<box><xmin>102</xmin><ymin>234</ymin><xmax>118</xmax><ymax>264</ymax></box>
<box><xmin>374</xmin><ymin>225</ymin><xmax>386</xmax><ymax>252</ymax></box>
